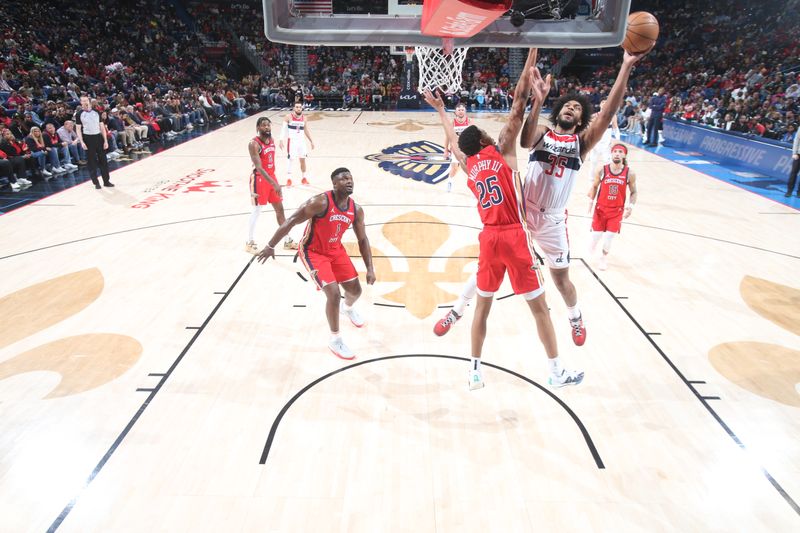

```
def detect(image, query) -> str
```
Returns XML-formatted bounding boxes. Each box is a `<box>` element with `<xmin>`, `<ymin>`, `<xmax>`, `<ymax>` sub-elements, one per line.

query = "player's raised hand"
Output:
<box><xmin>622</xmin><ymin>49</ymin><xmax>649</xmax><ymax>66</ymax></box>
<box><xmin>529</xmin><ymin>67</ymin><xmax>551</xmax><ymax>104</ymax></box>
<box><xmin>256</xmin><ymin>245</ymin><xmax>276</xmax><ymax>263</ymax></box>
<box><xmin>423</xmin><ymin>89</ymin><xmax>445</xmax><ymax>111</ymax></box>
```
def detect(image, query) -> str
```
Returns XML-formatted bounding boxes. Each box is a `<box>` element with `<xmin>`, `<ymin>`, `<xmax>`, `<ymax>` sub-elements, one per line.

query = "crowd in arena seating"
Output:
<box><xmin>1</xmin><ymin>0</ymin><xmax>796</xmax><ymax>193</ymax></box>
<box><xmin>0</xmin><ymin>0</ymin><xmax>261</xmax><ymax>192</ymax></box>
<box><xmin>551</xmin><ymin>0</ymin><xmax>799</xmax><ymax>145</ymax></box>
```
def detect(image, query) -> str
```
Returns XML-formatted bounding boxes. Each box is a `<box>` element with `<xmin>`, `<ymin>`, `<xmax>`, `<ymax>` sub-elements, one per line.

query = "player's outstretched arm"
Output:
<box><xmin>587</xmin><ymin>167</ymin><xmax>603</xmax><ymax>213</ymax></box>
<box><xmin>581</xmin><ymin>50</ymin><xmax>647</xmax><ymax>152</ymax></box>
<box><xmin>249</xmin><ymin>140</ymin><xmax>281</xmax><ymax>193</ymax></box>
<box><xmin>624</xmin><ymin>170</ymin><xmax>638</xmax><ymax>218</ymax></box>
<box><xmin>423</xmin><ymin>90</ymin><xmax>467</xmax><ymax>172</ymax></box>
<box><xmin>498</xmin><ymin>48</ymin><xmax>537</xmax><ymax>159</ymax></box>
<box><xmin>256</xmin><ymin>194</ymin><xmax>326</xmax><ymax>263</ymax></box>
<box><xmin>352</xmin><ymin>204</ymin><xmax>376</xmax><ymax>285</ymax></box>
<box><xmin>520</xmin><ymin>66</ymin><xmax>551</xmax><ymax>149</ymax></box>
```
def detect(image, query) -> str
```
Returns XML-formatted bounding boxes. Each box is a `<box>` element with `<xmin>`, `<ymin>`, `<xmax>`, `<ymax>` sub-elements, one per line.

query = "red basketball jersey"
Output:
<box><xmin>453</xmin><ymin>117</ymin><xmax>470</xmax><ymax>136</ymax></box>
<box><xmin>466</xmin><ymin>145</ymin><xmax>525</xmax><ymax>226</ymax></box>
<box><xmin>597</xmin><ymin>164</ymin><xmax>629</xmax><ymax>208</ymax></box>
<box><xmin>253</xmin><ymin>136</ymin><xmax>276</xmax><ymax>177</ymax></box>
<box><xmin>302</xmin><ymin>191</ymin><xmax>356</xmax><ymax>254</ymax></box>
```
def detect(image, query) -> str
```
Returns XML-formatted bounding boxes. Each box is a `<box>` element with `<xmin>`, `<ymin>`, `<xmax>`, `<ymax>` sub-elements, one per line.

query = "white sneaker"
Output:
<box><xmin>341</xmin><ymin>306</ymin><xmax>365</xmax><ymax>327</ymax></box>
<box><xmin>10</xmin><ymin>182</ymin><xmax>21</xmax><ymax>191</ymax></box>
<box><xmin>468</xmin><ymin>368</ymin><xmax>485</xmax><ymax>390</ymax></box>
<box><xmin>19</xmin><ymin>178</ymin><xmax>32</xmax><ymax>186</ymax></box>
<box><xmin>42</xmin><ymin>169</ymin><xmax>52</xmax><ymax>177</ymax></box>
<box><xmin>597</xmin><ymin>255</ymin><xmax>608</xmax><ymax>271</ymax></box>
<box><xmin>53</xmin><ymin>166</ymin><xmax>66</xmax><ymax>173</ymax></box>
<box><xmin>548</xmin><ymin>368</ymin><xmax>585</xmax><ymax>388</ymax></box>
<box><xmin>244</xmin><ymin>241</ymin><xmax>258</xmax><ymax>254</ymax></box>
<box><xmin>328</xmin><ymin>338</ymin><xmax>355</xmax><ymax>360</ymax></box>
<box><xmin>66</xmin><ymin>163</ymin><xmax>78</xmax><ymax>170</ymax></box>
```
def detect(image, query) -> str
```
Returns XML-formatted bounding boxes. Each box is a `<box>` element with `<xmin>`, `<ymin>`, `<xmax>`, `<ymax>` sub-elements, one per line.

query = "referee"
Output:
<box><xmin>75</xmin><ymin>95</ymin><xmax>114</xmax><ymax>189</ymax></box>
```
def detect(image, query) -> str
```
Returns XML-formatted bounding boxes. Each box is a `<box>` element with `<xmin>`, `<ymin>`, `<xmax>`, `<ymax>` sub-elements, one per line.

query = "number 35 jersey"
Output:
<box><xmin>466</xmin><ymin>144</ymin><xmax>526</xmax><ymax>227</ymax></box>
<box><xmin>524</xmin><ymin>129</ymin><xmax>582</xmax><ymax>212</ymax></box>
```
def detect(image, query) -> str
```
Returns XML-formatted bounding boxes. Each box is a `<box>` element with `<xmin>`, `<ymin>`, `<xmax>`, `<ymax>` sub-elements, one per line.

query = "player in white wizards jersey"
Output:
<box><xmin>279</xmin><ymin>101</ymin><xmax>315</xmax><ymax>186</ymax></box>
<box><xmin>518</xmin><ymin>49</ymin><xmax>646</xmax><ymax>346</ymax></box>
<box><xmin>442</xmin><ymin>103</ymin><xmax>470</xmax><ymax>193</ymax></box>
<box><xmin>434</xmin><ymin>49</ymin><xmax>648</xmax><ymax>348</ymax></box>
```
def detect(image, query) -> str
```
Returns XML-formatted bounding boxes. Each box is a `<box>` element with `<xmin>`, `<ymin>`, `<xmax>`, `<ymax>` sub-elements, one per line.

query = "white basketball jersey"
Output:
<box><xmin>524</xmin><ymin>129</ymin><xmax>582</xmax><ymax>211</ymax></box>
<box><xmin>453</xmin><ymin>117</ymin><xmax>470</xmax><ymax>135</ymax></box>
<box><xmin>287</xmin><ymin>113</ymin><xmax>305</xmax><ymax>139</ymax></box>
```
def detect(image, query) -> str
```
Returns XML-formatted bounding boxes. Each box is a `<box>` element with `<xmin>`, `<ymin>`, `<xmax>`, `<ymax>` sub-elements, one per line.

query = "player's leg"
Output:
<box><xmin>299</xmin><ymin>156</ymin><xmax>309</xmax><ymax>185</ymax></box>
<box><xmin>322</xmin><ymin>281</ymin><xmax>354</xmax><ymax>360</ymax></box>
<box><xmin>433</xmin><ymin>273</ymin><xmax>476</xmax><ymax>336</ymax></box>
<box><xmin>504</xmin><ymin>228</ymin><xmax>584</xmax><ymax>386</ymax></box>
<box><xmin>285</xmin><ymin>143</ymin><xmax>293</xmax><ymax>186</ymax></box>
<box><xmin>532</xmin><ymin>213</ymin><xmax>586</xmax><ymax>346</ymax></box>
<box><xmin>270</xmin><ymin>200</ymin><xmax>298</xmax><ymax>250</ymax></box>
<box><xmin>598</xmin><ymin>210</ymin><xmax>622</xmax><ymax>270</ymax></box>
<box><xmin>786</xmin><ymin>157</ymin><xmax>800</xmax><ymax>196</ymax></box>
<box><xmin>465</xmin><ymin>231</ymin><xmax>504</xmax><ymax>390</ymax></box>
<box><xmin>335</xmin><ymin>253</ymin><xmax>365</xmax><ymax>327</ymax></box>
<box><xmin>246</xmin><ymin>172</ymin><xmax>262</xmax><ymax>254</ymax></box>
<box><xmin>446</xmin><ymin>161</ymin><xmax>457</xmax><ymax>192</ymax></box>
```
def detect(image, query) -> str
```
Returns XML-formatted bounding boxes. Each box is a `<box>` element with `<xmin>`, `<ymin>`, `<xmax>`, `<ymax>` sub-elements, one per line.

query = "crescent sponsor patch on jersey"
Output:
<box><xmin>365</xmin><ymin>140</ymin><xmax>451</xmax><ymax>184</ymax></box>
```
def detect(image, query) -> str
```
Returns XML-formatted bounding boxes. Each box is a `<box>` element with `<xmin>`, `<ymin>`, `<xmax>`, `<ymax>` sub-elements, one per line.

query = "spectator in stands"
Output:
<box><xmin>57</xmin><ymin>120</ymin><xmax>86</xmax><ymax>166</ymax></box>
<box><xmin>43</xmin><ymin>123</ymin><xmax>77</xmax><ymax>171</ymax></box>
<box><xmin>0</xmin><ymin>128</ymin><xmax>41</xmax><ymax>183</ymax></box>
<box><xmin>24</xmin><ymin>126</ymin><xmax>53</xmax><ymax>178</ymax></box>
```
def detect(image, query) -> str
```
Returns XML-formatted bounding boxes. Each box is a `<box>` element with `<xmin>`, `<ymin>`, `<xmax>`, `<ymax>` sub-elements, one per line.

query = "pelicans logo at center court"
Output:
<box><xmin>365</xmin><ymin>141</ymin><xmax>450</xmax><ymax>184</ymax></box>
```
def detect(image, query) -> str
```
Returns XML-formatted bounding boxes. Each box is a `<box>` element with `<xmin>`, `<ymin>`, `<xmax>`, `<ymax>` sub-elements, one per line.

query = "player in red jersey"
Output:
<box><xmin>246</xmin><ymin>117</ymin><xmax>297</xmax><ymax>254</ymax></box>
<box><xmin>256</xmin><ymin>167</ymin><xmax>376</xmax><ymax>360</ymax></box>
<box><xmin>587</xmin><ymin>143</ymin><xmax>638</xmax><ymax>270</ymax></box>
<box><xmin>423</xmin><ymin>47</ymin><xmax>583</xmax><ymax>391</ymax></box>
<box><xmin>443</xmin><ymin>103</ymin><xmax>470</xmax><ymax>192</ymax></box>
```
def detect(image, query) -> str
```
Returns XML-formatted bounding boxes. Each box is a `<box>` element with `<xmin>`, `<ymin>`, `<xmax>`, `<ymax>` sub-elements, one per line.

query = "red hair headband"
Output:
<box><xmin>611</xmin><ymin>143</ymin><xmax>628</xmax><ymax>154</ymax></box>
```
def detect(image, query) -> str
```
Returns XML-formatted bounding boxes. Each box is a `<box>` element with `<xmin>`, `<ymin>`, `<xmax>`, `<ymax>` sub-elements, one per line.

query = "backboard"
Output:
<box><xmin>263</xmin><ymin>0</ymin><xmax>632</xmax><ymax>49</ymax></box>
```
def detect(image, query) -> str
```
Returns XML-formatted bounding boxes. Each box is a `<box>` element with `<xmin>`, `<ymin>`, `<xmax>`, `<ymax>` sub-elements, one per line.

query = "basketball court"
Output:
<box><xmin>2</xmin><ymin>0</ymin><xmax>800</xmax><ymax>531</ymax></box>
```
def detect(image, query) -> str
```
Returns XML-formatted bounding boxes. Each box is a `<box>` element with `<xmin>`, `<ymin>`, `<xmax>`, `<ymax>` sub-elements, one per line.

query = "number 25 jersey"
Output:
<box><xmin>466</xmin><ymin>144</ymin><xmax>526</xmax><ymax>227</ymax></box>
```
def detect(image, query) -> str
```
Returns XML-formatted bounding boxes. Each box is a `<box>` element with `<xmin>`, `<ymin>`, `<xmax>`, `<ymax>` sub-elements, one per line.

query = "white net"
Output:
<box><xmin>412</xmin><ymin>45</ymin><xmax>469</xmax><ymax>95</ymax></box>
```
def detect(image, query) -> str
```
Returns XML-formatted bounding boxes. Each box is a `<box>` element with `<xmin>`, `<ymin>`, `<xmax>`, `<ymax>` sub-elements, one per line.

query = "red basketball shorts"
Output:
<box><xmin>250</xmin><ymin>170</ymin><xmax>281</xmax><ymax>206</ymax></box>
<box><xmin>300</xmin><ymin>247</ymin><xmax>358</xmax><ymax>288</ymax></box>
<box><xmin>591</xmin><ymin>205</ymin><xmax>624</xmax><ymax>233</ymax></box>
<box><xmin>477</xmin><ymin>225</ymin><xmax>542</xmax><ymax>295</ymax></box>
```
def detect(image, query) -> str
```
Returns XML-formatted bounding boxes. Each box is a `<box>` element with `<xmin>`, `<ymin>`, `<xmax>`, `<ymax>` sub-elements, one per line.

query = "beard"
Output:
<box><xmin>556</xmin><ymin>116</ymin><xmax>578</xmax><ymax>130</ymax></box>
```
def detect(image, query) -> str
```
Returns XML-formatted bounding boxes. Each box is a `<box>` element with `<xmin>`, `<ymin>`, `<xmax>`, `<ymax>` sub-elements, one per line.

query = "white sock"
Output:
<box><xmin>453</xmin><ymin>274</ymin><xmax>477</xmax><ymax>316</ymax></box>
<box><xmin>548</xmin><ymin>356</ymin><xmax>562</xmax><ymax>375</ymax></box>
<box><xmin>470</xmin><ymin>357</ymin><xmax>481</xmax><ymax>371</ymax></box>
<box><xmin>341</xmin><ymin>303</ymin><xmax>352</xmax><ymax>313</ymax></box>
<box><xmin>567</xmin><ymin>305</ymin><xmax>581</xmax><ymax>320</ymax></box>
<box><xmin>589</xmin><ymin>231</ymin><xmax>603</xmax><ymax>254</ymax></box>
<box><xmin>602</xmin><ymin>232</ymin><xmax>616</xmax><ymax>254</ymax></box>
<box><xmin>248</xmin><ymin>206</ymin><xmax>260</xmax><ymax>242</ymax></box>
<box><xmin>330</xmin><ymin>331</ymin><xmax>341</xmax><ymax>343</ymax></box>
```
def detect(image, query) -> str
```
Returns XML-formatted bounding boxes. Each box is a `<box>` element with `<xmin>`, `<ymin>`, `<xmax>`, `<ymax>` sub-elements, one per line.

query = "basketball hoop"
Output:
<box><xmin>413</xmin><ymin>39</ymin><xmax>469</xmax><ymax>95</ymax></box>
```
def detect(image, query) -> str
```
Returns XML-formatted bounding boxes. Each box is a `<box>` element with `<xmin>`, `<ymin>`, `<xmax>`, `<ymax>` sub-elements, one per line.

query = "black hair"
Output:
<box><xmin>457</xmin><ymin>125</ymin><xmax>483</xmax><ymax>156</ymax></box>
<box><xmin>548</xmin><ymin>93</ymin><xmax>593</xmax><ymax>134</ymax></box>
<box><xmin>331</xmin><ymin>167</ymin><xmax>350</xmax><ymax>180</ymax></box>
<box><xmin>256</xmin><ymin>117</ymin><xmax>271</xmax><ymax>127</ymax></box>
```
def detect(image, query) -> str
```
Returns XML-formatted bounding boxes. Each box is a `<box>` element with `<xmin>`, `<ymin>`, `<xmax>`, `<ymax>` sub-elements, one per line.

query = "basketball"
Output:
<box><xmin>622</xmin><ymin>11</ymin><xmax>659</xmax><ymax>54</ymax></box>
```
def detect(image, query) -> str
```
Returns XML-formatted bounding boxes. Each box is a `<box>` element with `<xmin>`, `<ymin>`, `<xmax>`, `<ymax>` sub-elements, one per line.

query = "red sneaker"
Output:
<box><xmin>433</xmin><ymin>310</ymin><xmax>461</xmax><ymax>337</ymax></box>
<box><xmin>570</xmin><ymin>315</ymin><xmax>586</xmax><ymax>346</ymax></box>
<box><xmin>301</xmin><ymin>177</ymin><xmax>309</xmax><ymax>185</ymax></box>
<box><xmin>285</xmin><ymin>178</ymin><xmax>292</xmax><ymax>186</ymax></box>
